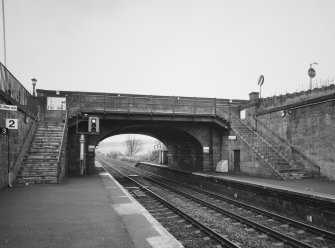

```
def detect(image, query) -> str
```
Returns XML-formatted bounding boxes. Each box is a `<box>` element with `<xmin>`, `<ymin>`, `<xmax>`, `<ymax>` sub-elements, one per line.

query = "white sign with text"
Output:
<box><xmin>0</xmin><ymin>104</ymin><xmax>17</xmax><ymax>111</ymax></box>
<box><xmin>6</xmin><ymin>119</ymin><xmax>18</xmax><ymax>129</ymax></box>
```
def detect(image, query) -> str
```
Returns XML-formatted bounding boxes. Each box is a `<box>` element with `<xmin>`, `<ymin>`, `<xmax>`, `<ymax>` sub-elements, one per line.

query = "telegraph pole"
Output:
<box><xmin>2</xmin><ymin>0</ymin><xmax>7</xmax><ymax>66</ymax></box>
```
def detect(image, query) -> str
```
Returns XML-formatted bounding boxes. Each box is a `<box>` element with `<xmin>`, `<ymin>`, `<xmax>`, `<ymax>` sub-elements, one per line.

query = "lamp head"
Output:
<box><xmin>31</xmin><ymin>78</ymin><xmax>37</xmax><ymax>86</ymax></box>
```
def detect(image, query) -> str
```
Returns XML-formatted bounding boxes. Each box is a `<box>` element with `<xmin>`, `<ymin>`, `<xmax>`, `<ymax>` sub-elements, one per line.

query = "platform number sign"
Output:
<box><xmin>0</xmin><ymin>127</ymin><xmax>8</xmax><ymax>135</ymax></box>
<box><xmin>6</xmin><ymin>119</ymin><xmax>18</xmax><ymax>129</ymax></box>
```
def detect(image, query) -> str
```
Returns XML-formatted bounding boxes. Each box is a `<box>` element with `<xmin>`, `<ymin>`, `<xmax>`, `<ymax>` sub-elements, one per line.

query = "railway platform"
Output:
<box><xmin>0</xmin><ymin>163</ymin><xmax>182</xmax><ymax>248</ymax></box>
<box><xmin>195</xmin><ymin>172</ymin><xmax>335</xmax><ymax>201</ymax></box>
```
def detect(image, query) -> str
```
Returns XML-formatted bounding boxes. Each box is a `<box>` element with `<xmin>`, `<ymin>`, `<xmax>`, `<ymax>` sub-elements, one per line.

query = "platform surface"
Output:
<box><xmin>195</xmin><ymin>172</ymin><xmax>335</xmax><ymax>201</ymax></box>
<box><xmin>0</xmin><ymin>166</ymin><xmax>182</xmax><ymax>248</ymax></box>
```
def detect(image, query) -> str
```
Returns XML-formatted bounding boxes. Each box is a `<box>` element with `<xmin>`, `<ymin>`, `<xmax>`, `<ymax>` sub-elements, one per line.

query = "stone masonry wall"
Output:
<box><xmin>0</xmin><ymin>98</ymin><xmax>34</xmax><ymax>188</ymax></box>
<box><xmin>261</xmin><ymin>84</ymin><xmax>335</xmax><ymax>108</ymax></box>
<box><xmin>226</xmin><ymin>128</ymin><xmax>280</xmax><ymax>178</ymax></box>
<box><xmin>245</xmin><ymin>86</ymin><xmax>335</xmax><ymax>180</ymax></box>
<box><xmin>257</xmin><ymin>101</ymin><xmax>335</xmax><ymax>179</ymax></box>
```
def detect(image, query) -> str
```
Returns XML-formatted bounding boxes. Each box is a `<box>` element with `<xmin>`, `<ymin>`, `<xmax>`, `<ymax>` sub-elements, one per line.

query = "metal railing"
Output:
<box><xmin>57</xmin><ymin>110</ymin><xmax>68</xmax><ymax>181</ymax></box>
<box><xmin>0</xmin><ymin>62</ymin><xmax>38</xmax><ymax>114</ymax></box>
<box><xmin>216</xmin><ymin>106</ymin><xmax>287</xmax><ymax>179</ymax></box>
<box><xmin>12</xmin><ymin>110</ymin><xmax>40</xmax><ymax>175</ymax></box>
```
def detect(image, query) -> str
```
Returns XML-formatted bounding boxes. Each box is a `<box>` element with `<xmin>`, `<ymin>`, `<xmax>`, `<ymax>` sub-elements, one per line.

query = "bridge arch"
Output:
<box><xmin>92</xmin><ymin>121</ymin><xmax>205</xmax><ymax>170</ymax></box>
<box><xmin>68</xmin><ymin>116</ymin><xmax>227</xmax><ymax>175</ymax></box>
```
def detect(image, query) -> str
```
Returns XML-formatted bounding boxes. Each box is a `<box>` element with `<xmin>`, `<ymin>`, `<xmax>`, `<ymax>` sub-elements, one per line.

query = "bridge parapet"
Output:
<box><xmin>66</xmin><ymin>93</ymin><xmax>244</xmax><ymax>119</ymax></box>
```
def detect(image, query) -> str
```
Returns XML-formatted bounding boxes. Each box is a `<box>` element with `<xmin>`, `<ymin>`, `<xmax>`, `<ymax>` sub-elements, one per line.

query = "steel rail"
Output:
<box><xmin>99</xmin><ymin>159</ymin><xmax>241</xmax><ymax>248</ymax></box>
<box><xmin>135</xmin><ymin>165</ymin><xmax>335</xmax><ymax>242</ymax></box>
<box><xmin>176</xmin><ymin>178</ymin><xmax>335</xmax><ymax>241</ymax></box>
<box><xmin>109</xmin><ymin>160</ymin><xmax>317</xmax><ymax>248</ymax></box>
<box><xmin>145</xmin><ymin>178</ymin><xmax>316</xmax><ymax>248</ymax></box>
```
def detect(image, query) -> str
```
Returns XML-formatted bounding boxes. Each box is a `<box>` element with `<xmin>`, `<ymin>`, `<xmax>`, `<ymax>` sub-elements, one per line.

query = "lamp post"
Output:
<box><xmin>31</xmin><ymin>78</ymin><xmax>37</xmax><ymax>96</ymax></box>
<box><xmin>308</xmin><ymin>62</ymin><xmax>318</xmax><ymax>90</ymax></box>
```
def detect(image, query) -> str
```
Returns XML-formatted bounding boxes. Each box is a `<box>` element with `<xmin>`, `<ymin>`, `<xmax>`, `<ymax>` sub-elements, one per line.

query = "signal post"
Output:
<box><xmin>77</xmin><ymin>115</ymin><xmax>100</xmax><ymax>175</ymax></box>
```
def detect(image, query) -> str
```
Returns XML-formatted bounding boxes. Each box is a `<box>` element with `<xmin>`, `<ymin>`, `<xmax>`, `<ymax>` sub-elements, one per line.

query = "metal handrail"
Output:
<box><xmin>57</xmin><ymin>110</ymin><xmax>68</xmax><ymax>180</ymax></box>
<box><xmin>215</xmin><ymin>106</ymin><xmax>287</xmax><ymax>179</ymax></box>
<box><xmin>12</xmin><ymin>109</ymin><xmax>40</xmax><ymax>172</ymax></box>
<box><xmin>222</xmin><ymin>107</ymin><xmax>294</xmax><ymax>163</ymax></box>
<box><xmin>57</xmin><ymin>110</ymin><xmax>68</xmax><ymax>162</ymax></box>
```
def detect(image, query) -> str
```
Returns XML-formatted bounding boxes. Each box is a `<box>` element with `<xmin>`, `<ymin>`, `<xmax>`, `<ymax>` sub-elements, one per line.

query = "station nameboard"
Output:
<box><xmin>0</xmin><ymin>104</ymin><xmax>17</xmax><ymax>111</ymax></box>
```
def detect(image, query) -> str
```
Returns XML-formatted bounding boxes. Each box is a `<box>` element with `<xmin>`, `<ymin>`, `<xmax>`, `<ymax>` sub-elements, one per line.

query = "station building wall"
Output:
<box><xmin>0</xmin><ymin>98</ymin><xmax>35</xmax><ymax>188</ymax></box>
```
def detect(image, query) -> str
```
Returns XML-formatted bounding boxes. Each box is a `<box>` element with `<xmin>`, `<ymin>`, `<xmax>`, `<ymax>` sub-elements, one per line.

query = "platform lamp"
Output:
<box><xmin>31</xmin><ymin>78</ymin><xmax>37</xmax><ymax>96</ymax></box>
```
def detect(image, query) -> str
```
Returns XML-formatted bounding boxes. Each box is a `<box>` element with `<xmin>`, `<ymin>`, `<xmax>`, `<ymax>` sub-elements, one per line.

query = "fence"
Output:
<box><xmin>0</xmin><ymin>62</ymin><xmax>37</xmax><ymax>114</ymax></box>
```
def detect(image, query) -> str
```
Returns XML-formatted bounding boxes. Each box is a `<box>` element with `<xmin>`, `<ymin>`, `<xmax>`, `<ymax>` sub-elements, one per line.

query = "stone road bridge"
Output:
<box><xmin>38</xmin><ymin>90</ymin><xmax>247</xmax><ymax>174</ymax></box>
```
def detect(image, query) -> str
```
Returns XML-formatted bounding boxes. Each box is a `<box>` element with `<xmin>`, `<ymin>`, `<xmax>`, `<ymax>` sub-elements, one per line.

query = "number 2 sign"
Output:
<box><xmin>6</xmin><ymin>119</ymin><xmax>18</xmax><ymax>129</ymax></box>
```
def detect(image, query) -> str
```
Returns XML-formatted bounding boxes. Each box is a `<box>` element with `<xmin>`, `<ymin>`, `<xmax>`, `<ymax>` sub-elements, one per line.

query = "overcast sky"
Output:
<box><xmin>1</xmin><ymin>0</ymin><xmax>335</xmax><ymax>100</ymax></box>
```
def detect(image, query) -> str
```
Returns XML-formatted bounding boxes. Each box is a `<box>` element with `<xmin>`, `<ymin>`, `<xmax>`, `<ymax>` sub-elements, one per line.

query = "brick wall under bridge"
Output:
<box><xmin>67</xmin><ymin>114</ymin><xmax>230</xmax><ymax>174</ymax></box>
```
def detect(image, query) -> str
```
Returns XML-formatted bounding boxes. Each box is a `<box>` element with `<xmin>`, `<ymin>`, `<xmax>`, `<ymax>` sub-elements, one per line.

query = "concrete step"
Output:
<box><xmin>32</xmin><ymin>142</ymin><xmax>62</xmax><ymax>145</ymax></box>
<box><xmin>28</xmin><ymin>149</ymin><xmax>60</xmax><ymax>153</ymax></box>
<box><xmin>38</xmin><ymin>123</ymin><xmax>63</xmax><ymax>127</ymax></box>
<box><xmin>34</xmin><ymin>136</ymin><xmax>63</xmax><ymax>140</ymax></box>
<box><xmin>36</xmin><ymin>129</ymin><xmax>63</xmax><ymax>132</ymax></box>
<box><xmin>24</xmin><ymin>158</ymin><xmax>58</xmax><ymax>163</ymax></box>
<box><xmin>35</xmin><ymin>133</ymin><xmax>62</xmax><ymax>137</ymax></box>
<box><xmin>21</xmin><ymin>164</ymin><xmax>58</xmax><ymax>170</ymax></box>
<box><xmin>35</xmin><ymin>129</ymin><xmax>63</xmax><ymax>132</ymax></box>
<box><xmin>31</xmin><ymin>142</ymin><xmax>61</xmax><ymax>146</ymax></box>
<box><xmin>33</xmin><ymin>137</ymin><xmax>62</xmax><ymax>140</ymax></box>
<box><xmin>17</xmin><ymin>178</ymin><xmax>59</xmax><ymax>184</ymax></box>
<box><xmin>32</xmin><ymin>141</ymin><xmax>62</xmax><ymax>144</ymax></box>
<box><xmin>31</xmin><ymin>143</ymin><xmax>61</xmax><ymax>146</ymax></box>
<box><xmin>21</xmin><ymin>171</ymin><xmax>58</xmax><ymax>176</ymax></box>
<box><xmin>30</xmin><ymin>146</ymin><xmax>61</xmax><ymax>151</ymax></box>
<box><xmin>20</xmin><ymin>173</ymin><xmax>59</xmax><ymax>178</ymax></box>
<box><xmin>36</xmin><ymin>128</ymin><xmax>63</xmax><ymax>131</ymax></box>
<box><xmin>23</xmin><ymin>163</ymin><xmax>58</xmax><ymax>167</ymax></box>
<box><xmin>278</xmin><ymin>168</ymin><xmax>302</xmax><ymax>173</ymax></box>
<box><xmin>25</xmin><ymin>153</ymin><xmax>58</xmax><ymax>158</ymax></box>
<box><xmin>28</xmin><ymin>151</ymin><xmax>59</xmax><ymax>156</ymax></box>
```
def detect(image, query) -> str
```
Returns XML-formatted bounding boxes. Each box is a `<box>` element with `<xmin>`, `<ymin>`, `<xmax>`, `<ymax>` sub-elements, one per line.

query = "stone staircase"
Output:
<box><xmin>216</xmin><ymin>112</ymin><xmax>307</xmax><ymax>180</ymax></box>
<box><xmin>232</xmin><ymin>124</ymin><xmax>307</xmax><ymax>180</ymax></box>
<box><xmin>17</xmin><ymin>122</ymin><xmax>64</xmax><ymax>184</ymax></box>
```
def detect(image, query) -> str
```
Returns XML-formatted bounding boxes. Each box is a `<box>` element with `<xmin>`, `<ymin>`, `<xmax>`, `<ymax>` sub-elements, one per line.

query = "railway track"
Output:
<box><xmin>100</xmin><ymin>159</ymin><xmax>241</xmax><ymax>248</ymax></box>
<box><xmin>98</xmin><ymin>157</ymin><xmax>335</xmax><ymax>248</ymax></box>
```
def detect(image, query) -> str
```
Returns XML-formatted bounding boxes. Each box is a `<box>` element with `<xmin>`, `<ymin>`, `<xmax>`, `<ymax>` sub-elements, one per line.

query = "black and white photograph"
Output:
<box><xmin>0</xmin><ymin>1</ymin><xmax>335</xmax><ymax>247</ymax></box>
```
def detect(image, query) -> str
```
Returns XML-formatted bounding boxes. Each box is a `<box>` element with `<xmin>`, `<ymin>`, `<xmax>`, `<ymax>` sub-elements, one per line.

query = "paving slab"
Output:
<box><xmin>0</xmin><ymin>167</ymin><xmax>182</xmax><ymax>248</ymax></box>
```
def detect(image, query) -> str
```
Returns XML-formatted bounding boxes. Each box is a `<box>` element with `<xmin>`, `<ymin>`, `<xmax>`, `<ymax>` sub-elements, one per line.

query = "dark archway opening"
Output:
<box><xmin>97</xmin><ymin>124</ymin><xmax>204</xmax><ymax>171</ymax></box>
